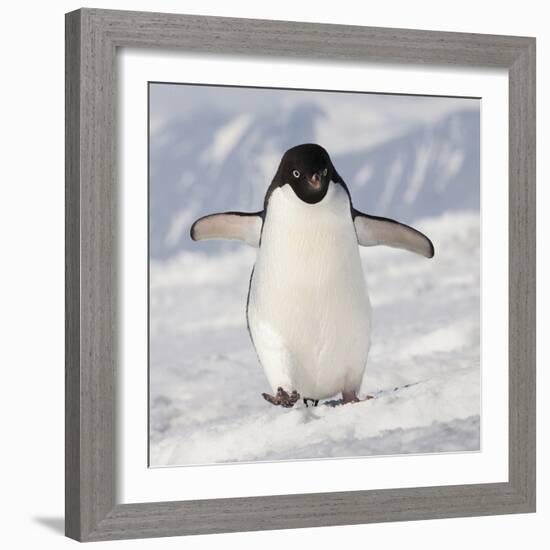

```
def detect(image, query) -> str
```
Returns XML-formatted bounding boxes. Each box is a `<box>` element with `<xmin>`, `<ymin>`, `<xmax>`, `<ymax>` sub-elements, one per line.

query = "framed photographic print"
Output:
<box><xmin>65</xmin><ymin>8</ymin><xmax>536</xmax><ymax>542</ymax></box>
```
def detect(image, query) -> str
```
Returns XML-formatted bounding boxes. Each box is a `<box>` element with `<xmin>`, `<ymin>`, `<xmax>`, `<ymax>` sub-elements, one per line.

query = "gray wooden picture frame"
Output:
<box><xmin>65</xmin><ymin>7</ymin><xmax>536</xmax><ymax>542</ymax></box>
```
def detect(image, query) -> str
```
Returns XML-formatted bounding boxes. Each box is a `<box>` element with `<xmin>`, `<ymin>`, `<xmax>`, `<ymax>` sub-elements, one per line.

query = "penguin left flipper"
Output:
<box><xmin>353</xmin><ymin>209</ymin><xmax>435</xmax><ymax>259</ymax></box>
<box><xmin>190</xmin><ymin>211</ymin><xmax>263</xmax><ymax>247</ymax></box>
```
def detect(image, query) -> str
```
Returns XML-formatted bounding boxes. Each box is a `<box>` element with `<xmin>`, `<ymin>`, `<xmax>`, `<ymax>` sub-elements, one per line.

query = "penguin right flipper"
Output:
<box><xmin>190</xmin><ymin>211</ymin><xmax>263</xmax><ymax>247</ymax></box>
<box><xmin>353</xmin><ymin>210</ymin><xmax>435</xmax><ymax>258</ymax></box>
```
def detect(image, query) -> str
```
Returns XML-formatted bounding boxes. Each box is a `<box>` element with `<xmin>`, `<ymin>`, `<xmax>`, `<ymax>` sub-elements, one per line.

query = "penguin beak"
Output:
<box><xmin>307</xmin><ymin>172</ymin><xmax>323</xmax><ymax>191</ymax></box>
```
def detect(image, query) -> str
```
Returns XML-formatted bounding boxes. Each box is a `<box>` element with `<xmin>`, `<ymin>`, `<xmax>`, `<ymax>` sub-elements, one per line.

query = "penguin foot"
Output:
<box><xmin>262</xmin><ymin>387</ymin><xmax>300</xmax><ymax>408</ymax></box>
<box><xmin>341</xmin><ymin>391</ymin><xmax>375</xmax><ymax>405</ymax></box>
<box><xmin>303</xmin><ymin>398</ymin><xmax>320</xmax><ymax>407</ymax></box>
<box><xmin>342</xmin><ymin>390</ymin><xmax>360</xmax><ymax>404</ymax></box>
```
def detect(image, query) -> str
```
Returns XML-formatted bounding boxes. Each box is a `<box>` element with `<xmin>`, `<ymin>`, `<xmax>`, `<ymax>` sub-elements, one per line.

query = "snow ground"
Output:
<box><xmin>149</xmin><ymin>210</ymin><xmax>480</xmax><ymax>466</ymax></box>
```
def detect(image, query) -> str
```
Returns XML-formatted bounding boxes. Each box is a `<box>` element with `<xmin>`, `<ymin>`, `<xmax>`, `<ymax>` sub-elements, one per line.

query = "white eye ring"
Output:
<box><xmin>292</xmin><ymin>170</ymin><xmax>300</xmax><ymax>178</ymax></box>
<box><xmin>322</xmin><ymin>168</ymin><xmax>328</xmax><ymax>177</ymax></box>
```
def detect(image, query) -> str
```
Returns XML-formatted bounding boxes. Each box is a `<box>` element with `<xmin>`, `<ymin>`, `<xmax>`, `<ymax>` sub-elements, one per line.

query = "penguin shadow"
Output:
<box><xmin>369</xmin><ymin>380</ymin><xmax>425</xmax><ymax>400</ymax></box>
<box><xmin>319</xmin><ymin>381</ymin><xmax>425</xmax><ymax>408</ymax></box>
<box><xmin>323</xmin><ymin>399</ymin><xmax>349</xmax><ymax>408</ymax></box>
<box><xmin>295</xmin><ymin>396</ymin><xmax>371</xmax><ymax>416</ymax></box>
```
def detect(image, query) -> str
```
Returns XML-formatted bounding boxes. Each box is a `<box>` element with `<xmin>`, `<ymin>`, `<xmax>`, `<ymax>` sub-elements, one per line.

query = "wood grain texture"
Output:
<box><xmin>507</xmin><ymin>40</ymin><xmax>536</xmax><ymax>509</ymax></box>
<box><xmin>65</xmin><ymin>7</ymin><xmax>536</xmax><ymax>542</ymax></box>
<box><xmin>65</xmin><ymin>10</ymin><xmax>81</xmax><ymax>541</ymax></box>
<box><xmin>66</xmin><ymin>8</ymin><xmax>117</xmax><ymax>540</ymax></box>
<box><xmin>84</xmin><ymin>7</ymin><xmax>532</xmax><ymax>67</ymax></box>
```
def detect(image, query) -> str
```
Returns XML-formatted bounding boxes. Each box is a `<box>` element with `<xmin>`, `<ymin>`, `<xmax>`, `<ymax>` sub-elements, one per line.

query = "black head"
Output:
<box><xmin>265</xmin><ymin>143</ymin><xmax>345</xmax><ymax>206</ymax></box>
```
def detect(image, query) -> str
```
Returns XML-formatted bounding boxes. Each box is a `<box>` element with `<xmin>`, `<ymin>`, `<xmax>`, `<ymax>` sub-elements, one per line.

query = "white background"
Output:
<box><xmin>0</xmin><ymin>0</ymin><xmax>546</xmax><ymax>548</ymax></box>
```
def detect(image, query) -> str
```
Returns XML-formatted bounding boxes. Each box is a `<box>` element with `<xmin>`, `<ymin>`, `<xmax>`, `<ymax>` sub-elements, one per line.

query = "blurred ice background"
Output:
<box><xmin>149</xmin><ymin>83</ymin><xmax>480</xmax><ymax>466</ymax></box>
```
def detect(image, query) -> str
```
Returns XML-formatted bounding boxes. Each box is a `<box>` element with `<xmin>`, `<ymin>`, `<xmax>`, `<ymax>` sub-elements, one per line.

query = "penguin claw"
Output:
<box><xmin>262</xmin><ymin>387</ymin><xmax>300</xmax><ymax>408</ymax></box>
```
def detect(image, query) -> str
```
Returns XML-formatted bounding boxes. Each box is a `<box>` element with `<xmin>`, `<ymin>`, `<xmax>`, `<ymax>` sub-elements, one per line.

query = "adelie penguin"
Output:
<box><xmin>191</xmin><ymin>144</ymin><xmax>434</xmax><ymax>408</ymax></box>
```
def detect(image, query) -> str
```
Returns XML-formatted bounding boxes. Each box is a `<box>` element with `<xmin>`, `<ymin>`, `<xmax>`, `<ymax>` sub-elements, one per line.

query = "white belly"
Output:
<box><xmin>247</xmin><ymin>183</ymin><xmax>371</xmax><ymax>399</ymax></box>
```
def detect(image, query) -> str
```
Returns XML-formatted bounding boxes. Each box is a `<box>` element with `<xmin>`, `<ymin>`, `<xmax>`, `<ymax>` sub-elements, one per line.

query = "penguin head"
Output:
<box><xmin>272</xmin><ymin>143</ymin><xmax>341</xmax><ymax>204</ymax></box>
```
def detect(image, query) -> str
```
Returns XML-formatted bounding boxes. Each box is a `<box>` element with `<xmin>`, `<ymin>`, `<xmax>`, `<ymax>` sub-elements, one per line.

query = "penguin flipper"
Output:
<box><xmin>353</xmin><ymin>210</ymin><xmax>434</xmax><ymax>258</ymax></box>
<box><xmin>190</xmin><ymin>211</ymin><xmax>263</xmax><ymax>247</ymax></box>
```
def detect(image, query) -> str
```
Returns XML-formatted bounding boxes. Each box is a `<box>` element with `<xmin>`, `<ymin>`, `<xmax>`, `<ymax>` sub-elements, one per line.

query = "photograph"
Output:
<box><xmin>148</xmin><ymin>82</ymin><xmax>481</xmax><ymax>467</ymax></box>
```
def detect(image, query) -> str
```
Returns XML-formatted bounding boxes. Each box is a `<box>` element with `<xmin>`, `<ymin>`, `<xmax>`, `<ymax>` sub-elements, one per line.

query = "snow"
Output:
<box><xmin>164</xmin><ymin>207</ymin><xmax>197</xmax><ymax>250</ymax></box>
<box><xmin>354</xmin><ymin>163</ymin><xmax>373</xmax><ymax>188</ymax></box>
<box><xmin>149</xmin><ymin>210</ymin><xmax>480</xmax><ymax>466</ymax></box>
<box><xmin>377</xmin><ymin>156</ymin><xmax>404</xmax><ymax>210</ymax></box>
<box><xmin>404</xmin><ymin>140</ymin><xmax>433</xmax><ymax>204</ymax></box>
<box><xmin>200</xmin><ymin>113</ymin><xmax>254</xmax><ymax>165</ymax></box>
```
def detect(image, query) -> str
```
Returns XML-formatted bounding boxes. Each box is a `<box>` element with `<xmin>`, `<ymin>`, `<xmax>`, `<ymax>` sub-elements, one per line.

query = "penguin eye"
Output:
<box><xmin>322</xmin><ymin>168</ymin><xmax>328</xmax><ymax>177</ymax></box>
<box><xmin>292</xmin><ymin>170</ymin><xmax>300</xmax><ymax>178</ymax></box>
